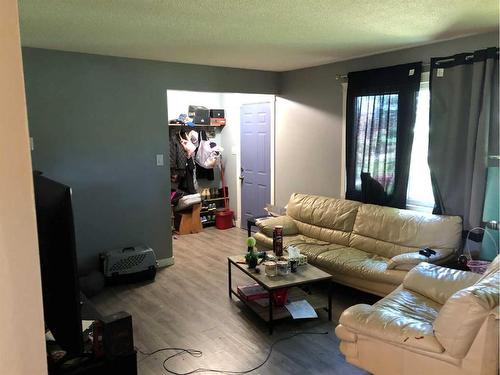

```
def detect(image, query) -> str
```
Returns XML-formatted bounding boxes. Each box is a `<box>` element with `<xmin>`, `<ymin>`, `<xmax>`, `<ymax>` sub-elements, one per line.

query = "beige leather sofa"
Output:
<box><xmin>255</xmin><ymin>193</ymin><xmax>462</xmax><ymax>296</ymax></box>
<box><xmin>336</xmin><ymin>257</ymin><xmax>499</xmax><ymax>375</ymax></box>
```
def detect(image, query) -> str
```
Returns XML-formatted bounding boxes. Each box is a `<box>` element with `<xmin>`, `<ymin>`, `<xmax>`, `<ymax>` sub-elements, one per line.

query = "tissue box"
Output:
<box><xmin>285</xmin><ymin>245</ymin><xmax>308</xmax><ymax>266</ymax></box>
<box><xmin>297</xmin><ymin>254</ymin><xmax>308</xmax><ymax>266</ymax></box>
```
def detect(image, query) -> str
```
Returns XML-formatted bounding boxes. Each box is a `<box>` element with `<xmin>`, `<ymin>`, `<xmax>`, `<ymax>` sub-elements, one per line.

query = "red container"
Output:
<box><xmin>272</xmin><ymin>288</ymin><xmax>289</xmax><ymax>307</ymax></box>
<box><xmin>215</xmin><ymin>209</ymin><xmax>234</xmax><ymax>230</ymax></box>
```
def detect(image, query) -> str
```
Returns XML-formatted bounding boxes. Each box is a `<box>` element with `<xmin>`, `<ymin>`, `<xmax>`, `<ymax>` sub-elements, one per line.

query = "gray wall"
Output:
<box><xmin>22</xmin><ymin>47</ymin><xmax>278</xmax><ymax>273</ymax></box>
<box><xmin>275</xmin><ymin>32</ymin><xmax>499</xmax><ymax>206</ymax></box>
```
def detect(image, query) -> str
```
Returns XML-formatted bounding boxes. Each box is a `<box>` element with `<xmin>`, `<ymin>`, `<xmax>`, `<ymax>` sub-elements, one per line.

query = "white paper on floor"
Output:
<box><xmin>285</xmin><ymin>300</ymin><xmax>318</xmax><ymax>319</ymax></box>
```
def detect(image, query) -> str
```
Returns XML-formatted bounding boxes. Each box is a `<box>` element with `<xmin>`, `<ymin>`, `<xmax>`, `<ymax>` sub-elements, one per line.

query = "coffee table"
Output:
<box><xmin>227</xmin><ymin>255</ymin><xmax>333</xmax><ymax>334</ymax></box>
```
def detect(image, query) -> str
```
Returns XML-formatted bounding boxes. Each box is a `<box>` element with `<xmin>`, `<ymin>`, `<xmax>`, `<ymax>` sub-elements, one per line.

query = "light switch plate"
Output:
<box><xmin>30</xmin><ymin>137</ymin><xmax>34</xmax><ymax>151</ymax></box>
<box><xmin>156</xmin><ymin>154</ymin><xmax>164</xmax><ymax>166</ymax></box>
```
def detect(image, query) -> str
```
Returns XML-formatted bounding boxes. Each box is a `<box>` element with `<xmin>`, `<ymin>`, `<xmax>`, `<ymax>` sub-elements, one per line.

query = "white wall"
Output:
<box><xmin>166</xmin><ymin>90</ymin><xmax>224</xmax><ymax>122</ymax></box>
<box><xmin>0</xmin><ymin>1</ymin><xmax>47</xmax><ymax>374</ymax></box>
<box><xmin>275</xmin><ymin>97</ymin><xmax>342</xmax><ymax>206</ymax></box>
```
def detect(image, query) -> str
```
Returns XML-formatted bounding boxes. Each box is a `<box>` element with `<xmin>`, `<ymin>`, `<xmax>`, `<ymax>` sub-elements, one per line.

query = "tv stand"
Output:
<box><xmin>48</xmin><ymin>294</ymin><xmax>137</xmax><ymax>375</ymax></box>
<box><xmin>49</xmin><ymin>352</ymin><xmax>137</xmax><ymax>375</ymax></box>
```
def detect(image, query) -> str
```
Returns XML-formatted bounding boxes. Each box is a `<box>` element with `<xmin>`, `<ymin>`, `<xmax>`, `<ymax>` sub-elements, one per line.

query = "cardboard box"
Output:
<box><xmin>209</xmin><ymin>118</ymin><xmax>226</xmax><ymax>126</ymax></box>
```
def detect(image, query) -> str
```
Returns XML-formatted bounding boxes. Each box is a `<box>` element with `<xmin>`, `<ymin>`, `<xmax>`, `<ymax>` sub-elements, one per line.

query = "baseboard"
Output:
<box><xmin>157</xmin><ymin>256</ymin><xmax>175</xmax><ymax>268</ymax></box>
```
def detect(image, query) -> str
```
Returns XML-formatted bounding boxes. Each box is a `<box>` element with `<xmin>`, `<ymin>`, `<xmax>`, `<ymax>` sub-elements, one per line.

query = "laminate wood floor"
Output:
<box><xmin>91</xmin><ymin>227</ymin><xmax>378</xmax><ymax>375</ymax></box>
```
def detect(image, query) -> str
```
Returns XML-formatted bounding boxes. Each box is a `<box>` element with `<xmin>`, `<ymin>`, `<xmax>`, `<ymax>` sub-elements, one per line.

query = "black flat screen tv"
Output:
<box><xmin>33</xmin><ymin>173</ymin><xmax>83</xmax><ymax>355</ymax></box>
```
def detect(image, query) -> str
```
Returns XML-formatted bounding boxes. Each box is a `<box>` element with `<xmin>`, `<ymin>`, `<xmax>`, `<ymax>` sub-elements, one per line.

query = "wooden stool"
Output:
<box><xmin>174</xmin><ymin>203</ymin><xmax>202</xmax><ymax>235</ymax></box>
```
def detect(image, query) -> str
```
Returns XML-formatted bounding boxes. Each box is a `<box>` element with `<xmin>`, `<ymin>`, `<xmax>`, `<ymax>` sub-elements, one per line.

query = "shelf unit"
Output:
<box><xmin>200</xmin><ymin>196</ymin><xmax>229</xmax><ymax>227</ymax></box>
<box><xmin>168</xmin><ymin>123</ymin><xmax>224</xmax><ymax>138</ymax></box>
<box><xmin>168</xmin><ymin>124</ymin><xmax>225</xmax><ymax>127</ymax></box>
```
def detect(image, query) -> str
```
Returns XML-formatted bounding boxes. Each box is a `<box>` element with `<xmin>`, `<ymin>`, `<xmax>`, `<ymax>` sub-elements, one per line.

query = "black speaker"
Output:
<box><xmin>209</xmin><ymin>109</ymin><xmax>225</xmax><ymax>118</ymax></box>
<box><xmin>101</xmin><ymin>311</ymin><xmax>134</xmax><ymax>358</ymax></box>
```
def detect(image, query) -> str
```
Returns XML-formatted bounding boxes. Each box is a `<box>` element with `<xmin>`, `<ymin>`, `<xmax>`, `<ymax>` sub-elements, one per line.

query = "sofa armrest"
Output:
<box><xmin>387</xmin><ymin>250</ymin><xmax>451</xmax><ymax>271</ymax></box>
<box><xmin>339</xmin><ymin>303</ymin><xmax>444</xmax><ymax>353</ymax></box>
<box><xmin>255</xmin><ymin>215</ymin><xmax>298</xmax><ymax>237</ymax></box>
<box><xmin>403</xmin><ymin>262</ymin><xmax>481</xmax><ymax>305</ymax></box>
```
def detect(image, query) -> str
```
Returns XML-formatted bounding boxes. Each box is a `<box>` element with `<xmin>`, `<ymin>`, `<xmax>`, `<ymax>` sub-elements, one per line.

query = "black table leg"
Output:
<box><xmin>268</xmin><ymin>292</ymin><xmax>274</xmax><ymax>335</ymax></box>
<box><xmin>328</xmin><ymin>281</ymin><xmax>333</xmax><ymax>321</ymax></box>
<box><xmin>228</xmin><ymin>259</ymin><xmax>232</xmax><ymax>299</ymax></box>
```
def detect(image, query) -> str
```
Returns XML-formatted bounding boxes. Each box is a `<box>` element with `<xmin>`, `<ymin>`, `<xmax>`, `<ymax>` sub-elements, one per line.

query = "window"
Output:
<box><xmin>406</xmin><ymin>74</ymin><xmax>435</xmax><ymax>211</ymax></box>
<box><xmin>354</xmin><ymin>94</ymin><xmax>399</xmax><ymax>194</ymax></box>
<box><xmin>343</xmin><ymin>65</ymin><xmax>433</xmax><ymax>208</ymax></box>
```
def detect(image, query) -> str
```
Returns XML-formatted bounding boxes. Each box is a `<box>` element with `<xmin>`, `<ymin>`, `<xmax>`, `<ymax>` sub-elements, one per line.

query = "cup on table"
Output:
<box><xmin>277</xmin><ymin>261</ymin><xmax>289</xmax><ymax>276</ymax></box>
<box><xmin>264</xmin><ymin>261</ymin><xmax>277</xmax><ymax>277</ymax></box>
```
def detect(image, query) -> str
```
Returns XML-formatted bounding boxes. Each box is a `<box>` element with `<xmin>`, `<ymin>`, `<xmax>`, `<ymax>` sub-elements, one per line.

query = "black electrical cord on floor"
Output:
<box><xmin>136</xmin><ymin>330</ymin><xmax>328</xmax><ymax>375</ymax></box>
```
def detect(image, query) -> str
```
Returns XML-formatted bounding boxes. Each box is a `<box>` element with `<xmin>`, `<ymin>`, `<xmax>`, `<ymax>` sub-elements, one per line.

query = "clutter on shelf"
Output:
<box><xmin>168</xmin><ymin>105</ymin><xmax>226</xmax><ymax>127</ymax></box>
<box><xmin>169</xmin><ymin>104</ymin><xmax>232</xmax><ymax>233</ymax></box>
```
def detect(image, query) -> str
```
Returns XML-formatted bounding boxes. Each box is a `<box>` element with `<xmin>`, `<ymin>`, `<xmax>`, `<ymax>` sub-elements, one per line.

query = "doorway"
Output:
<box><xmin>166</xmin><ymin>90</ymin><xmax>275</xmax><ymax>236</ymax></box>
<box><xmin>240</xmin><ymin>102</ymin><xmax>272</xmax><ymax>224</ymax></box>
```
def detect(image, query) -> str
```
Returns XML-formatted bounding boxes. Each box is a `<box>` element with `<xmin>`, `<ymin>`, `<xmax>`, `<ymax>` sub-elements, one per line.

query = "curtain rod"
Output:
<box><xmin>337</xmin><ymin>50</ymin><xmax>498</xmax><ymax>81</ymax></box>
<box><xmin>336</xmin><ymin>63</ymin><xmax>431</xmax><ymax>80</ymax></box>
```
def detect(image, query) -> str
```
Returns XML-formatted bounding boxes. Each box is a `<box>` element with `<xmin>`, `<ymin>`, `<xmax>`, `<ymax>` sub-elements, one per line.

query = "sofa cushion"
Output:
<box><xmin>255</xmin><ymin>215</ymin><xmax>298</xmax><ymax>237</ymax></box>
<box><xmin>433</xmin><ymin>271</ymin><xmax>500</xmax><ymax>359</ymax></box>
<box><xmin>339</xmin><ymin>287</ymin><xmax>444</xmax><ymax>353</ymax></box>
<box><xmin>314</xmin><ymin>247</ymin><xmax>406</xmax><ymax>285</ymax></box>
<box><xmin>254</xmin><ymin>233</ymin><xmax>336</xmax><ymax>262</ymax></box>
<box><xmin>403</xmin><ymin>262</ymin><xmax>481</xmax><ymax>305</ymax></box>
<box><xmin>285</xmin><ymin>235</ymin><xmax>343</xmax><ymax>262</ymax></box>
<box><xmin>350</xmin><ymin>204</ymin><xmax>462</xmax><ymax>258</ymax></box>
<box><xmin>254</xmin><ymin>231</ymin><xmax>274</xmax><ymax>249</ymax></box>
<box><xmin>286</xmin><ymin>193</ymin><xmax>362</xmax><ymax>246</ymax></box>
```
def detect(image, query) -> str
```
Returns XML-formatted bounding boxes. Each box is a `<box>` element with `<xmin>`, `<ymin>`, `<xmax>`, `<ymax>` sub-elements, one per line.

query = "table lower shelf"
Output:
<box><xmin>234</xmin><ymin>286</ymin><xmax>327</xmax><ymax>322</ymax></box>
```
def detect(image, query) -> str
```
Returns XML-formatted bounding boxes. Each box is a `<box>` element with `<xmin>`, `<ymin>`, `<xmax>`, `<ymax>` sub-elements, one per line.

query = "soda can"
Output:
<box><xmin>273</xmin><ymin>225</ymin><xmax>283</xmax><ymax>257</ymax></box>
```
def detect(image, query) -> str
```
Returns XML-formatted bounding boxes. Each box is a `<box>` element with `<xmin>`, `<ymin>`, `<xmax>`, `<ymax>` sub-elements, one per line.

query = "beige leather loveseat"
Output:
<box><xmin>255</xmin><ymin>193</ymin><xmax>462</xmax><ymax>296</ymax></box>
<box><xmin>336</xmin><ymin>257</ymin><xmax>499</xmax><ymax>375</ymax></box>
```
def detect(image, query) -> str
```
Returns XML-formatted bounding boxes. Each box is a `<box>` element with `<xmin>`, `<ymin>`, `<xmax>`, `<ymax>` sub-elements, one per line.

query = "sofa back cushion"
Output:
<box><xmin>433</xmin><ymin>271</ymin><xmax>500</xmax><ymax>359</ymax></box>
<box><xmin>349</xmin><ymin>204</ymin><xmax>462</xmax><ymax>258</ymax></box>
<box><xmin>286</xmin><ymin>193</ymin><xmax>362</xmax><ymax>246</ymax></box>
<box><xmin>255</xmin><ymin>216</ymin><xmax>298</xmax><ymax>237</ymax></box>
<box><xmin>403</xmin><ymin>262</ymin><xmax>481</xmax><ymax>305</ymax></box>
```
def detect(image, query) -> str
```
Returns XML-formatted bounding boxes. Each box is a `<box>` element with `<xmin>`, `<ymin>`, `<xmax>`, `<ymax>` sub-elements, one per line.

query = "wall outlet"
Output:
<box><xmin>156</xmin><ymin>154</ymin><xmax>164</xmax><ymax>166</ymax></box>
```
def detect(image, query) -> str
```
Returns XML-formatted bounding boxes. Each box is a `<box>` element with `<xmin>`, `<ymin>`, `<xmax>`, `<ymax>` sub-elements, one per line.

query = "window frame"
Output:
<box><xmin>341</xmin><ymin>71</ymin><xmax>435</xmax><ymax>211</ymax></box>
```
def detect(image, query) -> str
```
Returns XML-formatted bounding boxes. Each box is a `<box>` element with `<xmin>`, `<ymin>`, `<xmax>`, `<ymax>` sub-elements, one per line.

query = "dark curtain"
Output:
<box><xmin>346</xmin><ymin>62</ymin><xmax>422</xmax><ymax>208</ymax></box>
<box><xmin>429</xmin><ymin>47</ymin><xmax>499</xmax><ymax>230</ymax></box>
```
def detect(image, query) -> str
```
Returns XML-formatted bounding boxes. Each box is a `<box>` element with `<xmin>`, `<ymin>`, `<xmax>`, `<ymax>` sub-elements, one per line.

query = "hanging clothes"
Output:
<box><xmin>192</xmin><ymin>129</ymin><xmax>215</xmax><ymax>180</ymax></box>
<box><xmin>196</xmin><ymin>165</ymin><xmax>214</xmax><ymax>180</ymax></box>
<box><xmin>195</xmin><ymin>129</ymin><xmax>222</xmax><ymax>169</ymax></box>
<box><xmin>169</xmin><ymin>131</ymin><xmax>197</xmax><ymax>194</ymax></box>
<box><xmin>178</xmin><ymin>157</ymin><xmax>196</xmax><ymax>194</ymax></box>
<box><xmin>170</xmin><ymin>133</ymin><xmax>187</xmax><ymax>181</ymax></box>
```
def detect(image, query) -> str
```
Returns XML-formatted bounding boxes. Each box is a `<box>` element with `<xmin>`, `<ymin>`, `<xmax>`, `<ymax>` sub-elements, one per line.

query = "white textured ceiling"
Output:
<box><xmin>18</xmin><ymin>0</ymin><xmax>499</xmax><ymax>72</ymax></box>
